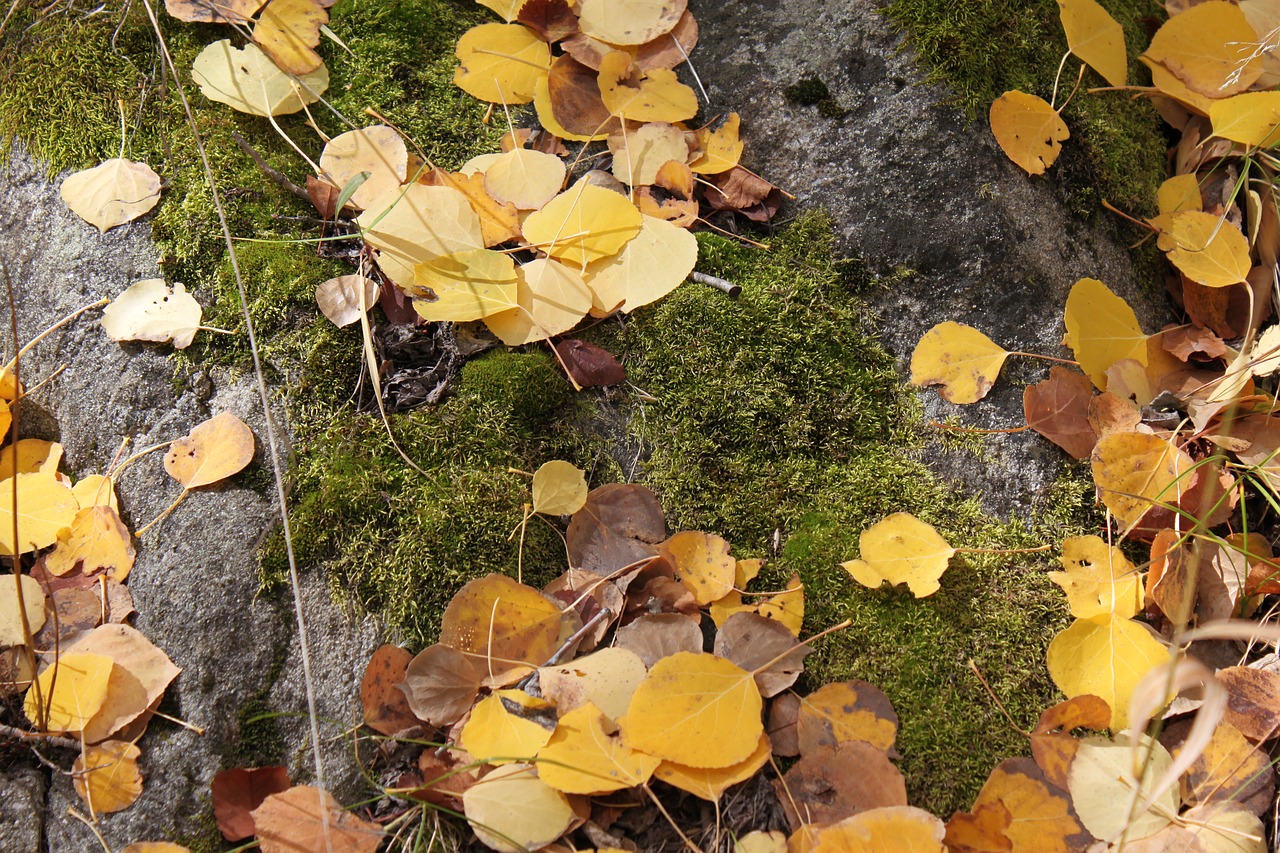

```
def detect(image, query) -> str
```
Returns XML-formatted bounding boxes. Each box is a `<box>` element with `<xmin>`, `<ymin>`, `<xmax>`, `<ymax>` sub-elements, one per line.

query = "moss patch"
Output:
<box><xmin>880</xmin><ymin>0</ymin><xmax>1168</xmax><ymax>218</ymax></box>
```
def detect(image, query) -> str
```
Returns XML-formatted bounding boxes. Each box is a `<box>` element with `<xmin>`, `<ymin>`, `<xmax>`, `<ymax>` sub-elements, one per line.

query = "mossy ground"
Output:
<box><xmin>0</xmin><ymin>0</ymin><xmax>1162</xmax><ymax>828</ymax></box>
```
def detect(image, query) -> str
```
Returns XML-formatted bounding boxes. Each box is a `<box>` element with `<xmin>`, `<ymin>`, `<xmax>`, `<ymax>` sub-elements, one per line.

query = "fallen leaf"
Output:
<box><xmin>484</xmin><ymin>258</ymin><xmax>592</xmax><ymax>346</ymax></box>
<box><xmin>101</xmin><ymin>279</ymin><xmax>202</xmax><ymax>349</ymax></box>
<box><xmin>462</xmin><ymin>763</ymin><xmax>575</xmax><ymax>853</ymax></box>
<box><xmin>620</xmin><ymin>651</ymin><xmax>762</xmax><ymax>768</ymax></box>
<box><xmin>191</xmin><ymin>39</ymin><xmax>328</xmax><ymax>116</ymax></box>
<box><xmin>67</xmin><ymin>623</ymin><xmax>181</xmax><ymax>743</ymax></box>
<box><xmin>1024</xmin><ymin>367</ymin><xmax>1098</xmax><ymax>459</ymax></box>
<box><xmin>453</xmin><ymin>22</ymin><xmax>550</xmax><ymax>105</ymax></box>
<box><xmin>968</xmin><ymin>757</ymin><xmax>1090</xmax><ymax>853</ymax></box>
<box><xmin>165</xmin><ymin>0</ymin><xmax>263</xmax><ymax>23</ymax></box>
<box><xmin>536</xmin><ymin>701</ymin><xmax>660</xmax><ymax>794</ymax></box>
<box><xmin>253</xmin><ymin>0</ymin><xmax>329</xmax><ymax>76</ymax></box>
<box><xmin>566</xmin><ymin>483</ymin><xmax>666</xmax><ymax>576</ymax></box>
<box><xmin>438</xmin><ymin>573</ymin><xmax>563</xmax><ymax>683</ymax></box>
<box><xmin>1158</xmin><ymin>174</ymin><xmax>1204</xmax><ymax>215</ymax></box>
<box><xmin>0</xmin><ymin>574</ymin><xmax>46</xmax><ymax>646</ymax></box>
<box><xmin>164</xmin><ymin>412</ymin><xmax>255</xmax><ymax>489</ymax></box>
<box><xmin>584</xmin><ymin>212</ymin><xmax>697</xmax><ymax>313</ymax></box>
<box><xmin>483</xmin><ymin>147</ymin><xmax>566</xmax><ymax>210</ymax></box>
<box><xmin>797</xmin><ymin>678</ymin><xmax>898</xmax><ymax>756</ymax></box>
<box><xmin>1046</xmin><ymin>614</ymin><xmax>1171</xmax><ymax>729</ymax></box>
<box><xmin>522</xmin><ymin>182</ymin><xmax>642</xmax><ymax>266</ymax></box>
<box><xmin>757</xmin><ymin>572</ymin><xmax>805</xmax><ymax>636</ymax></box>
<box><xmin>460</xmin><ymin>689</ymin><xmax>557</xmax><ymax>762</ymax></box>
<box><xmin>910</xmin><ymin>321</ymin><xmax>1011</xmax><ymax>404</ymax></box>
<box><xmin>476</xmin><ymin>0</ymin><xmax>525</xmax><ymax>21</ymax></box>
<box><xmin>532</xmin><ymin>460</ymin><xmax>588</xmax><ymax>515</ymax></box>
<box><xmin>360</xmin><ymin>645</ymin><xmax>419</xmax><ymax>736</ymax></box>
<box><xmin>1058</xmin><ymin>0</ymin><xmax>1128</xmax><ymax>87</ymax></box>
<box><xmin>316</xmin><ymin>275</ymin><xmax>380</xmax><ymax>328</ymax></box>
<box><xmin>1216</xmin><ymin>665</ymin><xmax>1280</xmax><ymax>740</ymax></box>
<box><xmin>251</xmin><ymin>785</ymin><xmax>383</xmax><ymax>853</ymax></box>
<box><xmin>577</xmin><ymin>0</ymin><xmax>685</xmax><ymax>45</ymax></box>
<box><xmin>212</xmin><ymin>766</ymin><xmax>291</xmax><ymax>842</ymax></box>
<box><xmin>608</xmin><ymin>122</ymin><xmax>689</xmax><ymax>186</ymax></box>
<box><xmin>1090</xmin><ymin>431</ymin><xmax>1194</xmax><ymax>529</ymax></box>
<box><xmin>989</xmin><ymin>90</ymin><xmax>1069</xmax><ymax>175</ymax></box>
<box><xmin>805</xmin><ymin>806</ymin><xmax>945</xmax><ymax>853</ymax></box>
<box><xmin>660</xmin><ymin>530</ymin><xmax>735</xmax><ymax>606</ymax></box>
<box><xmin>653</xmin><ymin>731</ymin><xmax>771</xmax><ymax>801</ymax></box>
<box><xmin>597</xmin><ymin>50</ymin><xmax>698</xmax><ymax>123</ymax></box>
<box><xmin>418</xmin><ymin>168</ymin><xmax>522</xmax><ymax>249</ymax></box>
<box><xmin>1062</xmin><ymin>278</ymin><xmax>1148</xmax><ymax>390</ymax></box>
<box><xmin>841</xmin><ymin>512</ymin><xmax>955</xmax><ymax>598</ymax></box>
<box><xmin>515</xmin><ymin>0</ymin><xmax>577</xmax><ymax>42</ymax></box>
<box><xmin>690</xmin><ymin>112</ymin><xmax>743</xmax><ymax>175</ymax></box>
<box><xmin>542</xmin><ymin>568</ymin><xmax>621</xmax><ymax>652</ymax></box>
<box><xmin>1067</xmin><ymin>731</ymin><xmax>1176</xmax><ymax>841</ymax></box>
<box><xmin>775</xmin><ymin>740</ymin><xmax>908</xmax><ymax>831</ymax></box>
<box><xmin>318</xmin><ymin>126</ymin><xmax>407</xmax><ymax>212</ymax></box>
<box><xmin>555</xmin><ymin>339</ymin><xmax>627</xmax><ymax>387</ymax></box>
<box><xmin>1049</xmin><ymin>535</ymin><xmax>1144</xmax><ymax>620</ymax></box>
<box><xmin>1154</xmin><ymin>210</ymin><xmax>1251</xmax><ymax>287</ymax></box>
<box><xmin>60</xmin><ymin>159</ymin><xmax>161</xmax><ymax>233</ymax></box>
<box><xmin>45</xmin><ymin>506</ymin><xmax>136</xmax><ymax>580</ymax></box>
<box><xmin>356</xmin><ymin>183</ymin><xmax>484</xmax><ymax>290</ymax></box>
<box><xmin>0</xmin><ymin>439</ymin><xmax>61</xmax><ymax>480</ymax></box>
<box><xmin>0</xmin><ymin>472</ymin><xmax>79</xmax><ymax>556</ymax></box>
<box><xmin>1142</xmin><ymin>1</ymin><xmax>1262</xmax><ymax>97</ymax></box>
<box><xmin>412</xmin><ymin>249</ymin><xmax>518</xmax><ymax>321</ymax></box>
<box><xmin>25</xmin><ymin>652</ymin><xmax>114</xmax><ymax>735</ymax></box>
<box><xmin>944</xmin><ymin>800</ymin><xmax>1014</xmax><ymax>853</ymax></box>
<box><xmin>614</xmin><ymin>613</ymin><xmax>702</xmax><ymax>668</ymax></box>
<box><xmin>399</xmin><ymin>643</ymin><xmax>481</xmax><ymax>728</ymax></box>
<box><xmin>1029</xmin><ymin>695</ymin><xmax>1111</xmax><ymax>790</ymax></box>
<box><xmin>1210</xmin><ymin>91</ymin><xmax>1280</xmax><ymax>147</ymax></box>
<box><xmin>72</xmin><ymin>474</ymin><xmax>120</xmax><ymax>514</ymax></box>
<box><xmin>1173</xmin><ymin>720</ymin><xmax>1274</xmax><ymax>811</ymax></box>
<box><xmin>535</xmin><ymin>55</ymin><xmax>622</xmax><ymax>142</ymax></box>
<box><xmin>74</xmin><ymin>740</ymin><xmax>143</xmax><ymax>814</ymax></box>
<box><xmin>713</xmin><ymin>611</ymin><xmax>810</xmax><ymax>698</ymax></box>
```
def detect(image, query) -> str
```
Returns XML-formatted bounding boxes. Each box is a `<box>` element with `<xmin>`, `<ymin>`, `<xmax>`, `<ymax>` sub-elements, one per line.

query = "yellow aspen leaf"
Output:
<box><xmin>757</xmin><ymin>572</ymin><xmax>804</xmax><ymax>636</ymax></box>
<box><xmin>1090</xmin><ymin>431</ymin><xmax>1194</xmax><ymax>529</ymax></box>
<box><xmin>841</xmin><ymin>513</ymin><xmax>955</xmax><ymax>598</ymax></box>
<box><xmin>121</xmin><ymin>844</ymin><xmax>192</xmax><ymax>853</ymax></box>
<box><xmin>1158</xmin><ymin>174</ymin><xmax>1203</xmax><ymax>214</ymax></box>
<box><xmin>357</xmin><ymin>183</ymin><xmax>485</xmax><ymax>289</ymax></box>
<box><xmin>59</xmin><ymin>159</ymin><xmax>161</xmax><ymax>234</ymax></box>
<box><xmin>1178</xmin><ymin>721</ymin><xmax>1274</xmax><ymax>809</ymax></box>
<box><xmin>453</xmin><ymin>23</ymin><xmax>550</xmax><ymax>105</ymax></box>
<box><xmin>25</xmin><ymin>652</ymin><xmax>114</xmax><ymax>735</ymax></box>
<box><xmin>1046</xmin><ymin>614</ymin><xmax>1171</xmax><ymax>729</ymax></box>
<box><xmin>0</xmin><ymin>574</ymin><xmax>46</xmax><ymax>646</ymax></box>
<box><xmin>462</xmin><ymin>764</ymin><xmax>574</xmax><ymax>853</ymax></box>
<box><xmin>439</xmin><ymin>573</ymin><xmax>563</xmax><ymax>683</ymax></box>
<box><xmin>737</xmin><ymin>558</ymin><xmax>763</xmax><ymax>587</ymax></box>
<box><xmin>1062</xmin><ymin>277</ymin><xmax>1148</xmax><ymax>390</ymax></box>
<box><xmin>74</xmin><ymin>740</ymin><xmax>143</xmax><ymax>814</ymax></box>
<box><xmin>1241</xmin><ymin>0</ymin><xmax>1280</xmax><ymax>88</ymax></box>
<box><xmin>459</xmin><ymin>690</ymin><xmax>556</xmax><ymax>763</ymax></box>
<box><xmin>910</xmin><ymin>321</ymin><xmax>1010</xmax><ymax>404</ymax></box>
<box><xmin>531</xmin><ymin>460</ymin><xmax>588</xmax><ymax>515</ymax></box>
<box><xmin>989</xmin><ymin>91</ymin><xmax>1069</xmax><ymax>176</ymax></box>
<box><xmin>661</xmin><ymin>530</ymin><xmax>736</xmax><ymax>606</ymax></box>
<box><xmin>597</xmin><ymin>50</ymin><xmax>698</xmax><ymax>123</ymax></box>
<box><xmin>805</xmin><ymin>806</ymin><xmax>946</xmax><ymax>853</ymax></box>
<box><xmin>1211</xmin><ymin>91</ymin><xmax>1280</xmax><ymax>148</ymax></box>
<box><xmin>620</xmin><ymin>651</ymin><xmax>763</xmax><ymax>768</ymax></box>
<box><xmin>0</xmin><ymin>439</ymin><xmax>63</xmax><ymax>479</ymax></box>
<box><xmin>101</xmin><ymin>280</ymin><xmax>203</xmax><ymax>350</ymax></box>
<box><xmin>412</xmin><ymin>249</ymin><xmax>518</xmax><ymax>321</ymax></box>
<box><xmin>0</xmin><ymin>472</ymin><xmax>79</xmax><ymax>556</ymax></box>
<box><xmin>45</xmin><ymin>506</ymin><xmax>136</xmax><ymax>580</ymax></box>
<box><xmin>577</xmin><ymin>0</ymin><xmax>686</xmax><ymax>46</ymax></box>
<box><xmin>477</xmin><ymin>0</ymin><xmax>526</xmax><ymax>21</ymax></box>
<box><xmin>690</xmin><ymin>113</ymin><xmax>743</xmax><ymax>175</ymax></box>
<box><xmin>539</xmin><ymin>647</ymin><xmax>647</xmax><ymax>721</ymax></box>
<box><xmin>1048</xmin><ymin>535</ymin><xmax>1144</xmax><ymax>620</ymax></box>
<box><xmin>584</xmin><ymin>213</ymin><xmax>697</xmax><ymax>313</ymax></box>
<box><xmin>1058</xmin><ymin>0</ymin><xmax>1128</xmax><ymax>87</ymax></box>
<box><xmin>484</xmin><ymin>258</ymin><xmax>592</xmax><ymax>345</ymax></box>
<box><xmin>252</xmin><ymin>785</ymin><xmax>383</xmax><ymax>853</ymax></box>
<box><xmin>653</xmin><ymin>731</ymin><xmax>771</xmax><ymax>801</ymax></box>
<box><xmin>0</xmin><ymin>399</ymin><xmax>8</xmax><ymax>442</ymax></box>
<box><xmin>1153</xmin><ymin>210</ymin><xmax>1251</xmax><ymax>287</ymax></box>
<box><xmin>798</xmin><ymin>679</ymin><xmax>898</xmax><ymax>755</ymax></box>
<box><xmin>736</xmin><ymin>831</ymin><xmax>788</xmax><ymax>853</ymax></box>
<box><xmin>1067</xmin><ymin>731</ymin><xmax>1177</xmax><ymax>841</ymax></box>
<box><xmin>608</xmin><ymin>122</ymin><xmax>689</xmax><ymax>186</ymax></box>
<box><xmin>483</xmin><ymin>148</ymin><xmax>566</xmax><ymax>211</ymax></box>
<box><xmin>0</xmin><ymin>370</ymin><xmax>19</xmax><ymax>402</ymax></box>
<box><xmin>252</xmin><ymin>0</ymin><xmax>328</xmax><ymax>76</ymax></box>
<box><xmin>419</xmin><ymin>169</ymin><xmax>522</xmax><ymax>249</ymax></box>
<box><xmin>318</xmin><ymin>126</ymin><xmax>408</xmax><ymax>212</ymax></box>
<box><xmin>164</xmin><ymin>412</ymin><xmax>255</xmax><ymax>489</ymax></box>
<box><xmin>1142</xmin><ymin>1</ymin><xmax>1262</xmax><ymax>98</ymax></box>
<box><xmin>521</xmin><ymin>182</ymin><xmax>642</xmax><ymax>266</ymax></box>
<box><xmin>67</xmin><ymin>624</ymin><xmax>181</xmax><ymax>744</ymax></box>
<box><xmin>536</xmin><ymin>701</ymin><xmax>660</xmax><ymax>794</ymax></box>
<box><xmin>191</xmin><ymin>40</ymin><xmax>328</xmax><ymax>117</ymax></box>
<box><xmin>969</xmin><ymin>758</ymin><xmax>1089</xmax><ymax>853</ymax></box>
<box><xmin>72</xmin><ymin>475</ymin><xmax>119</xmax><ymax>514</ymax></box>
<box><xmin>708</xmin><ymin>590</ymin><xmax>754</xmax><ymax>628</ymax></box>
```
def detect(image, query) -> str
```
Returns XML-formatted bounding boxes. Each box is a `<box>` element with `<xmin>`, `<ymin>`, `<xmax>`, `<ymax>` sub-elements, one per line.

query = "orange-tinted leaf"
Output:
<box><xmin>251</xmin><ymin>785</ymin><xmax>383</xmax><ymax>853</ymax></box>
<box><xmin>1090</xmin><ymin>431</ymin><xmax>1195</xmax><ymax>529</ymax></box>
<box><xmin>73</xmin><ymin>740</ymin><xmax>143</xmax><ymax>814</ymax></box>
<box><xmin>164</xmin><ymin>412</ymin><xmax>255</xmax><ymax>489</ymax></box>
<box><xmin>806</xmin><ymin>806</ymin><xmax>945</xmax><ymax>853</ymax></box>
<box><xmin>360</xmin><ymin>645</ymin><xmax>419</xmax><ymax>736</ymax></box>
<box><xmin>797</xmin><ymin>678</ymin><xmax>898</xmax><ymax>756</ymax></box>
<box><xmin>438</xmin><ymin>574</ymin><xmax>562</xmax><ymax>683</ymax></box>
<box><xmin>989</xmin><ymin>91</ymin><xmax>1069</xmax><ymax>175</ymax></box>
<box><xmin>971</xmin><ymin>757</ymin><xmax>1091</xmax><ymax>853</ymax></box>
<box><xmin>1216</xmin><ymin>665</ymin><xmax>1280</xmax><ymax>741</ymax></box>
<box><xmin>945</xmin><ymin>800</ymin><xmax>1013</xmax><ymax>853</ymax></box>
<box><xmin>1023</xmin><ymin>366</ymin><xmax>1098</xmax><ymax>459</ymax></box>
<box><xmin>211</xmin><ymin>766</ymin><xmax>291</xmax><ymax>842</ymax></box>
<box><xmin>653</xmin><ymin>731</ymin><xmax>771</xmax><ymax>802</ymax></box>
<box><xmin>1029</xmin><ymin>695</ymin><xmax>1111</xmax><ymax>790</ymax></box>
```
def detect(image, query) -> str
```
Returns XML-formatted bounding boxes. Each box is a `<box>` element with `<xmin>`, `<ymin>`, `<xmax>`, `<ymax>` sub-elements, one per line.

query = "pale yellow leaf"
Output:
<box><xmin>1047</xmin><ymin>615</ymin><xmax>1171</xmax><ymax>729</ymax></box>
<box><xmin>100</xmin><ymin>279</ymin><xmax>203</xmax><ymax>349</ymax></box>
<box><xmin>531</xmin><ymin>460</ymin><xmax>588</xmax><ymax>515</ymax></box>
<box><xmin>484</xmin><ymin>257</ymin><xmax>592</xmax><ymax>345</ymax></box>
<box><xmin>191</xmin><ymin>39</ymin><xmax>328</xmax><ymax>116</ymax></box>
<box><xmin>356</xmin><ymin>183</ymin><xmax>484</xmax><ymax>290</ymax></box>
<box><xmin>59</xmin><ymin>159</ymin><xmax>161</xmax><ymax>233</ymax></box>
<box><xmin>0</xmin><ymin>574</ymin><xmax>46</xmax><ymax>647</ymax></box>
<box><xmin>483</xmin><ymin>148</ymin><xmax>566</xmax><ymax>210</ymax></box>
<box><xmin>318</xmin><ymin>125</ymin><xmax>408</xmax><ymax>212</ymax></box>
<box><xmin>910</xmin><ymin>321</ymin><xmax>1010</xmax><ymax>404</ymax></box>
<box><xmin>522</xmin><ymin>182</ymin><xmax>642</xmax><ymax>267</ymax></box>
<box><xmin>164</xmin><ymin>411</ymin><xmax>256</xmax><ymax>489</ymax></box>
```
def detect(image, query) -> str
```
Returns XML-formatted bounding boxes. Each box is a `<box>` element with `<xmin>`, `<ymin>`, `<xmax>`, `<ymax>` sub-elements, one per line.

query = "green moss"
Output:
<box><xmin>880</xmin><ymin>0</ymin><xmax>1168</xmax><ymax>217</ymax></box>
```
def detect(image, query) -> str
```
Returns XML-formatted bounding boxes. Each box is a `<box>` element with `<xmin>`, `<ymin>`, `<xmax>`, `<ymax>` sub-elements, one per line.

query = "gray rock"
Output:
<box><xmin>1</xmin><ymin>142</ymin><xmax>381</xmax><ymax>851</ymax></box>
<box><xmin>0</xmin><ymin>767</ymin><xmax>45</xmax><ymax>853</ymax></box>
<box><xmin>690</xmin><ymin>0</ymin><xmax>1162</xmax><ymax>518</ymax></box>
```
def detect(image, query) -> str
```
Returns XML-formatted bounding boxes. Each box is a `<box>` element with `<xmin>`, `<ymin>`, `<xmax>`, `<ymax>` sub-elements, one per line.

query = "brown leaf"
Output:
<box><xmin>1030</xmin><ymin>695</ymin><xmax>1110</xmax><ymax>790</ymax></box>
<box><xmin>566</xmin><ymin>483</ymin><xmax>666</xmax><ymax>577</ymax></box>
<box><xmin>1217</xmin><ymin>665</ymin><xmax>1280</xmax><ymax>741</ymax></box>
<box><xmin>797</xmin><ymin>678</ymin><xmax>899</xmax><ymax>756</ymax></box>
<box><xmin>306</xmin><ymin>174</ymin><xmax>341</xmax><ymax>220</ymax></box>
<box><xmin>516</xmin><ymin>0</ymin><xmax>578</xmax><ymax>42</ymax></box>
<box><xmin>1160</xmin><ymin>323</ymin><xmax>1233</xmax><ymax>362</ymax></box>
<box><xmin>621</xmin><ymin>575</ymin><xmax>700</xmax><ymax>624</ymax></box>
<box><xmin>399</xmin><ymin>643</ymin><xmax>481</xmax><ymax>728</ymax></box>
<box><xmin>543</xmin><ymin>568</ymin><xmax>623</xmax><ymax>652</ymax></box>
<box><xmin>562</xmin><ymin>10</ymin><xmax>697</xmax><ymax>71</ymax></box>
<box><xmin>211</xmin><ymin>766</ymin><xmax>291</xmax><ymax>842</ymax></box>
<box><xmin>774</xmin><ymin>740</ymin><xmax>907</xmax><ymax>831</ymax></box>
<box><xmin>712</xmin><ymin>611</ymin><xmax>809</xmax><ymax>698</ymax></box>
<box><xmin>555</xmin><ymin>339</ymin><xmax>627</xmax><ymax>387</ymax></box>
<box><xmin>165</xmin><ymin>0</ymin><xmax>263</xmax><ymax>23</ymax></box>
<box><xmin>1023</xmin><ymin>367</ymin><xmax>1097</xmax><ymax>459</ymax></box>
<box><xmin>544</xmin><ymin>55</ymin><xmax>623</xmax><ymax>138</ymax></box>
<box><xmin>409</xmin><ymin>750</ymin><xmax>477</xmax><ymax>810</ymax></box>
<box><xmin>251</xmin><ymin>785</ymin><xmax>382</xmax><ymax>853</ymax></box>
<box><xmin>360</xmin><ymin>645</ymin><xmax>420</xmax><ymax>736</ymax></box>
<box><xmin>767</xmin><ymin>691</ymin><xmax>801</xmax><ymax>757</ymax></box>
<box><xmin>1087</xmin><ymin>391</ymin><xmax>1141</xmax><ymax>437</ymax></box>
<box><xmin>614</xmin><ymin>612</ymin><xmax>703</xmax><ymax>668</ymax></box>
<box><xmin>703</xmin><ymin>166</ymin><xmax>785</xmax><ymax>221</ymax></box>
<box><xmin>1182</xmin><ymin>277</ymin><xmax>1250</xmax><ymax>339</ymax></box>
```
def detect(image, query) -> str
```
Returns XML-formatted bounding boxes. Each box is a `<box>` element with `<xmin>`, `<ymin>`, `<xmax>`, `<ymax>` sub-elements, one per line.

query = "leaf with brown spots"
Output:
<box><xmin>797</xmin><ymin>679</ymin><xmax>898</xmax><ymax>756</ymax></box>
